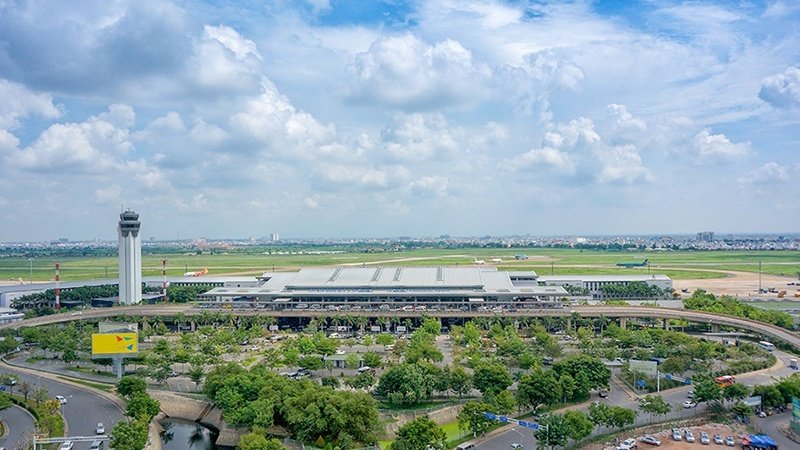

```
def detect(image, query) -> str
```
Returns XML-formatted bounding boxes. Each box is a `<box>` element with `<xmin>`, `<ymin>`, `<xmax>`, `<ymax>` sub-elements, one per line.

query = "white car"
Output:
<box><xmin>96</xmin><ymin>422</ymin><xmax>105</xmax><ymax>434</ymax></box>
<box><xmin>713</xmin><ymin>434</ymin><xmax>723</xmax><ymax>445</ymax></box>
<box><xmin>59</xmin><ymin>442</ymin><xmax>74</xmax><ymax>450</ymax></box>
<box><xmin>617</xmin><ymin>438</ymin><xmax>637</xmax><ymax>449</ymax></box>
<box><xmin>683</xmin><ymin>400</ymin><xmax>697</xmax><ymax>408</ymax></box>
<box><xmin>55</xmin><ymin>395</ymin><xmax>67</xmax><ymax>404</ymax></box>
<box><xmin>640</xmin><ymin>435</ymin><xmax>662</xmax><ymax>446</ymax></box>
<box><xmin>671</xmin><ymin>428</ymin><xmax>682</xmax><ymax>441</ymax></box>
<box><xmin>699</xmin><ymin>431</ymin><xmax>709</xmax><ymax>444</ymax></box>
<box><xmin>684</xmin><ymin>430</ymin><xmax>695</xmax><ymax>443</ymax></box>
<box><xmin>509</xmin><ymin>444</ymin><xmax>523</xmax><ymax>450</ymax></box>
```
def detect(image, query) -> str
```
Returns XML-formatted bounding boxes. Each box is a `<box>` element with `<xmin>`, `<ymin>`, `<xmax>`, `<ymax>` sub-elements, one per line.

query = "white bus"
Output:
<box><xmin>758</xmin><ymin>341</ymin><xmax>776</xmax><ymax>352</ymax></box>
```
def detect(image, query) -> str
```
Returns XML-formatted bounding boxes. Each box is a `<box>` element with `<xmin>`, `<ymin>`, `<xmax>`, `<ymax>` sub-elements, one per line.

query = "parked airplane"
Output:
<box><xmin>183</xmin><ymin>267</ymin><xmax>209</xmax><ymax>277</ymax></box>
<box><xmin>616</xmin><ymin>259</ymin><xmax>649</xmax><ymax>268</ymax></box>
<box><xmin>490</xmin><ymin>258</ymin><xmax>502</xmax><ymax>263</ymax></box>
<box><xmin>473</xmin><ymin>258</ymin><xmax>486</xmax><ymax>265</ymax></box>
<box><xmin>514</xmin><ymin>254</ymin><xmax>529</xmax><ymax>260</ymax></box>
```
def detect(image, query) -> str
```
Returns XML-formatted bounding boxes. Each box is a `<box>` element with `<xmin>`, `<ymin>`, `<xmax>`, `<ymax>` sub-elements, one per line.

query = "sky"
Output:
<box><xmin>1</xmin><ymin>0</ymin><xmax>799</xmax><ymax>241</ymax></box>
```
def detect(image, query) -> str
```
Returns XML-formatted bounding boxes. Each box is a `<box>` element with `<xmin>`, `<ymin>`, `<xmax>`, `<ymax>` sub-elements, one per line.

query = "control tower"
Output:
<box><xmin>118</xmin><ymin>210</ymin><xmax>142</xmax><ymax>305</ymax></box>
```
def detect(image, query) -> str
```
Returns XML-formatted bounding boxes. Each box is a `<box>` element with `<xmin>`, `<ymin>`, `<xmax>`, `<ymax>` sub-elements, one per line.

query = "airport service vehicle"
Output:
<box><xmin>640</xmin><ymin>435</ymin><xmax>662</xmax><ymax>446</ymax></box>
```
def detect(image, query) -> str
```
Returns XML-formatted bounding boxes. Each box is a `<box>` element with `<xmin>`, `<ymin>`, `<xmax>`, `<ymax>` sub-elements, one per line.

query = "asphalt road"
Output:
<box><xmin>0</xmin><ymin>404</ymin><xmax>36</xmax><ymax>449</ymax></box>
<box><xmin>0</xmin><ymin>365</ymin><xmax>124</xmax><ymax>450</ymax></box>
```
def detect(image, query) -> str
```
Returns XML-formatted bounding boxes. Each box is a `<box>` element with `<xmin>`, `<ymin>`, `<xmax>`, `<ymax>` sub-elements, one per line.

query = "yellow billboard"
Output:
<box><xmin>91</xmin><ymin>333</ymin><xmax>138</xmax><ymax>356</ymax></box>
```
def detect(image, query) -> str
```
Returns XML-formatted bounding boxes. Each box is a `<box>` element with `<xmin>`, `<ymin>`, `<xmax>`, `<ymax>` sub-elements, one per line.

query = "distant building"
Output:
<box><xmin>697</xmin><ymin>231</ymin><xmax>715</xmax><ymax>242</ymax></box>
<box><xmin>118</xmin><ymin>210</ymin><xmax>142</xmax><ymax>305</ymax></box>
<box><xmin>271</xmin><ymin>233</ymin><xmax>280</xmax><ymax>242</ymax></box>
<box><xmin>538</xmin><ymin>274</ymin><xmax>673</xmax><ymax>300</ymax></box>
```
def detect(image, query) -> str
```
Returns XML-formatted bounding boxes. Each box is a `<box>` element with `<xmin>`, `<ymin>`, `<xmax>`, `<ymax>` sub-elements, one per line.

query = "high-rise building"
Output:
<box><xmin>271</xmin><ymin>233</ymin><xmax>280</xmax><ymax>242</ymax></box>
<box><xmin>118</xmin><ymin>210</ymin><xmax>142</xmax><ymax>305</ymax></box>
<box><xmin>696</xmin><ymin>231</ymin><xmax>715</xmax><ymax>242</ymax></box>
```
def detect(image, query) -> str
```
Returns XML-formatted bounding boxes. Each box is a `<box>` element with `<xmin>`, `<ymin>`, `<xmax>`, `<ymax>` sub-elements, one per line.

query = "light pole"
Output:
<box><xmin>28</xmin><ymin>258</ymin><xmax>33</xmax><ymax>282</ymax></box>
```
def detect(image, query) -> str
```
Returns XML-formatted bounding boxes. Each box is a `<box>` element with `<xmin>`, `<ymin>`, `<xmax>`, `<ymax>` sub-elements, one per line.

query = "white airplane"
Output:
<box><xmin>490</xmin><ymin>258</ymin><xmax>502</xmax><ymax>264</ymax></box>
<box><xmin>474</xmin><ymin>258</ymin><xmax>486</xmax><ymax>265</ymax></box>
<box><xmin>183</xmin><ymin>267</ymin><xmax>208</xmax><ymax>277</ymax></box>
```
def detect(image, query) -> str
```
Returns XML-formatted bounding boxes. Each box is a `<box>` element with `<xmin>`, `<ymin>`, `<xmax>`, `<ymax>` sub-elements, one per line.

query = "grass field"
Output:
<box><xmin>1</xmin><ymin>248</ymin><xmax>798</xmax><ymax>282</ymax></box>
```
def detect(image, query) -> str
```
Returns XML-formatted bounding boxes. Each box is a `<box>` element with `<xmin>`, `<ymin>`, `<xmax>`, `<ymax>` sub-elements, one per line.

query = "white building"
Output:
<box><xmin>118</xmin><ymin>210</ymin><xmax>142</xmax><ymax>305</ymax></box>
<box><xmin>538</xmin><ymin>274</ymin><xmax>673</xmax><ymax>300</ymax></box>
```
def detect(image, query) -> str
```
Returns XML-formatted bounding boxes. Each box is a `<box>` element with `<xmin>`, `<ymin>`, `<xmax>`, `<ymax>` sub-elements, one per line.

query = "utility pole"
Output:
<box><xmin>759</xmin><ymin>260</ymin><xmax>762</xmax><ymax>293</ymax></box>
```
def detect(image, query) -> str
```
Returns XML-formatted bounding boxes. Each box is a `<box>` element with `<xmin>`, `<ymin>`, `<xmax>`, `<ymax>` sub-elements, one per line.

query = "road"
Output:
<box><xmin>477</xmin><ymin>348</ymin><xmax>798</xmax><ymax>449</ymax></box>
<box><xmin>0</xmin><ymin>404</ymin><xmax>36</xmax><ymax>449</ymax></box>
<box><xmin>0</xmin><ymin>364</ymin><xmax>124</xmax><ymax>450</ymax></box>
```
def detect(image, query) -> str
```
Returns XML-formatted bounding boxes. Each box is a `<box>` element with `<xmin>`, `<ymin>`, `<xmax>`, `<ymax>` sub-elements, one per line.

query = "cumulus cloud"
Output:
<box><xmin>515</xmin><ymin>147</ymin><xmax>575</xmax><ymax>174</ymax></box>
<box><xmin>408</xmin><ymin>176</ymin><xmax>449</xmax><ymax>198</ymax></box>
<box><xmin>759</xmin><ymin>67</ymin><xmax>800</xmax><ymax>108</ymax></box>
<box><xmin>351</xmin><ymin>34</ymin><xmax>489</xmax><ymax>109</ymax></box>
<box><xmin>0</xmin><ymin>80</ymin><xmax>61</xmax><ymax>129</ymax></box>
<box><xmin>190</xmin><ymin>25</ymin><xmax>263</xmax><ymax>93</ymax></box>
<box><xmin>380</xmin><ymin>114</ymin><xmax>460</xmax><ymax>162</ymax></box>
<box><xmin>737</xmin><ymin>162</ymin><xmax>793</xmax><ymax>184</ymax></box>
<box><xmin>691</xmin><ymin>128</ymin><xmax>751</xmax><ymax>164</ymax></box>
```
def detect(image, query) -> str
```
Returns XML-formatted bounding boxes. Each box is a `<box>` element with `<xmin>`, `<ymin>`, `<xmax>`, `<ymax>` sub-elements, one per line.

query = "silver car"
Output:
<box><xmin>699</xmin><ymin>431</ymin><xmax>709</xmax><ymax>444</ymax></box>
<box><xmin>684</xmin><ymin>430</ymin><xmax>695</xmax><ymax>443</ymax></box>
<box><xmin>672</xmin><ymin>428</ymin><xmax>682</xmax><ymax>441</ymax></box>
<box><xmin>713</xmin><ymin>434</ymin><xmax>723</xmax><ymax>445</ymax></box>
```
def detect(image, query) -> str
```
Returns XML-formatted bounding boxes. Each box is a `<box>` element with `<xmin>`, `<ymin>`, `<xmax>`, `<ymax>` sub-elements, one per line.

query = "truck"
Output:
<box><xmin>790</xmin><ymin>358</ymin><xmax>798</xmax><ymax>370</ymax></box>
<box><xmin>741</xmin><ymin>434</ymin><xmax>778</xmax><ymax>450</ymax></box>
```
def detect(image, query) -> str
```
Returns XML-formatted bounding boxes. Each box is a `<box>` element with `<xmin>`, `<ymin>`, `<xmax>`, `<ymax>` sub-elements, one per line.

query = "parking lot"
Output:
<box><xmin>607</xmin><ymin>423</ymin><xmax>747</xmax><ymax>450</ymax></box>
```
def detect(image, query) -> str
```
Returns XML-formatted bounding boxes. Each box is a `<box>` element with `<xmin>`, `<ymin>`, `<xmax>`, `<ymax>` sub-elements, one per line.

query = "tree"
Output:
<box><xmin>457</xmin><ymin>401</ymin><xmax>494</xmax><ymax>437</ymax></box>
<box><xmin>639</xmin><ymin>395</ymin><xmax>671</xmax><ymax>419</ymax></box>
<box><xmin>516</xmin><ymin>370</ymin><xmax>561</xmax><ymax>412</ymax></box>
<box><xmin>391</xmin><ymin>416</ymin><xmax>447</xmax><ymax>450</ymax></box>
<box><xmin>238</xmin><ymin>433</ymin><xmax>286</xmax><ymax>450</ymax></box>
<box><xmin>472</xmin><ymin>362</ymin><xmax>512</xmax><ymax>396</ymax></box>
<box><xmin>552</xmin><ymin>355</ymin><xmax>610</xmax><ymax>391</ymax></box>
<box><xmin>693</xmin><ymin>378</ymin><xmax>722</xmax><ymax>405</ymax></box>
<box><xmin>126</xmin><ymin>393</ymin><xmax>161</xmax><ymax>420</ymax></box>
<box><xmin>19</xmin><ymin>380</ymin><xmax>32</xmax><ymax>403</ymax></box>
<box><xmin>723</xmin><ymin>383</ymin><xmax>750</xmax><ymax>403</ymax></box>
<box><xmin>606</xmin><ymin>406</ymin><xmax>637</xmax><ymax>429</ymax></box>
<box><xmin>486</xmin><ymin>390</ymin><xmax>516</xmax><ymax>415</ymax></box>
<box><xmin>345</xmin><ymin>353</ymin><xmax>361</xmax><ymax>370</ymax></box>
<box><xmin>405</xmin><ymin>331</ymin><xmax>443</xmax><ymax>363</ymax></box>
<box><xmin>110</xmin><ymin>419</ymin><xmax>149</xmax><ymax>450</ymax></box>
<box><xmin>346</xmin><ymin>372</ymin><xmax>376</xmax><ymax>391</ymax></box>
<box><xmin>363</xmin><ymin>352</ymin><xmax>383</xmax><ymax>368</ymax></box>
<box><xmin>299</xmin><ymin>355</ymin><xmax>324</xmax><ymax>371</ymax></box>
<box><xmin>535</xmin><ymin>414</ymin><xmax>569</xmax><ymax>450</ymax></box>
<box><xmin>117</xmin><ymin>376</ymin><xmax>147</xmax><ymax>399</ymax></box>
<box><xmin>376</xmin><ymin>364</ymin><xmax>430</xmax><ymax>405</ymax></box>
<box><xmin>421</xmin><ymin>318</ymin><xmax>442</xmax><ymax>336</ymax></box>
<box><xmin>752</xmin><ymin>384</ymin><xmax>784</xmax><ymax>409</ymax></box>
<box><xmin>730</xmin><ymin>401</ymin><xmax>753</xmax><ymax>421</ymax></box>
<box><xmin>0</xmin><ymin>392</ymin><xmax>12</xmax><ymax>410</ymax></box>
<box><xmin>62</xmin><ymin>346</ymin><xmax>78</xmax><ymax>366</ymax></box>
<box><xmin>449</xmin><ymin>366</ymin><xmax>472</xmax><ymax>398</ymax></box>
<box><xmin>188</xmin><ymin>364</ymin><xmax>205</xmax><ymax>390</ymax></box>
<box><xmin>34</xmin><ymin>387</ymin><xmax>48</xmax><ymax>407</ymax></box>
<box><xmin>563</xmin><ymin>410</ymin><xmax>593</xmax><ymax>442</ymax></box>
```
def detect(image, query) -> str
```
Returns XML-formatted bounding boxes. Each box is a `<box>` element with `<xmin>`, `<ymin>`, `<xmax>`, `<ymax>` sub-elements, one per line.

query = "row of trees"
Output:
<box><xmin>599</xmin><ymin>281</ymin><xmax>671</xmax><ymax>299</ymax></box>
<box><xmin>684</xmin><ymin>289</ymin><xmax>795</xmax><ymax>329</ymax></box>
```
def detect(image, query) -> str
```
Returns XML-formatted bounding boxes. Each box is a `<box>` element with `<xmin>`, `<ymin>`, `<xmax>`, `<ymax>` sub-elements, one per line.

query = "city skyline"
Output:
<box><xmin>0</xmin><ymin>1</ymin><xmax>799</xmax><ymax>240</ymax></box>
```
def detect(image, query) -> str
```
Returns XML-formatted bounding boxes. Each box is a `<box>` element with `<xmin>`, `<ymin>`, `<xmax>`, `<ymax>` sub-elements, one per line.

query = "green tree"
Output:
<box><xmin>188</xmin><ymin>364</ymin><xmax>205</xmax><ymax>390</ymax></box>
<box><xmin>730</xmin><ymin>401</ymin><xmax>753</xmax><ymax>421</ymax></box>
<box><xmin>363</xmin><ymin>352</ymin><xmax>383</xmax><ymax>368</ymax></box>
<box><xmin>0</xmin><ymin>374</ymin><xmax>18</xmax><ymax>395</ymax></box>
<box><xmin>126</xmin><ymin>393</ymin><xmax>161</xmax><ymax>420</ymax></box>
<box><xmin>552</xmin><ymin>355</ymin><xmax>610</xmax><ymax>391</ymax></box>
<box><xmin>457</xmin><ymin>401</ymin><xmax>494</xmax><ymax>437</ymax></box>
<box><xmin>693</xmin><ymin>378</ymin><xmax>723</xmax><ymax>406</ymax></box>
<box><xmin>421</xmin><ymin>318</ymin><xmax>442</xmax><ymax>336</ymax></box>
<box><xmin>723</xmin><ymin>383</ymin><xmax>750</xmax><ymax>403</ymax></box>
<box><xmin>535</xmin><ymin>414</ymin><xmax>569</xmax><ymax>450</ymax></box>
<box><xmin>117</xmin><ymin>375</ymin><xmax>147</xmax><ymax>399</ymax></box>
<box><xmin>299</xmin><ymin>355</ymin><xmax>324</xmax><ymax>371</ymax></box>
<box><xmin>391</xmin><ymin>416</ymin><xmax>447</xmax><ymax>450</ymax></box>
<box><xmin>110</xmin><ymin>419</ymin><xmax>149</xmax><ymax>450</ymax></box>
<box><xmin>238</xmin><ymin>433</ymin><xmax>286</xmax><ymax>450</ymax></box>
<box><xmin>346</xmin><ymin>372</ymin><xmax>376</xmax><ymax>390</ymax></box>
<box><xmin>345</xmin><ymin>353</ymin><xmax>361</xmax><ymax>370</ymax></box>
<box><xmin>472</xmin><ymin>362</ymin><xmax>512</xmax><ymax>396</ymax></box>
<box><xmin>19</xmin><ymin>380</ymin><xmax>32</xmax><ymax>403</ymax></box>
<box><xmin>516</xmin><ymin>370</ymin><xmax>561</xmax><ymax>412</ymax></box>
<box><xmin>34</xmin><ymin>387</ymin><xmax>48</xmax><ymax>407</ymax></box>
<box><xmin>449</xmin><ymin>366</ymin><xmax>472</xmax><ymax>398</ymax></box>
<box><xmin>376</xmin><ymin>364</ymin><xmax>430</xmax><ymax>405</ymax></box>
<box><xmin>563</xmin><ymin>410</ymin><xmax>593</xmax><ymax>442</ymax></box>
<box><xmin>639</xmin><ymin>395</ymin><xmax>672</xmax><ymax>419</ymax></box>
<box><xmin>0</xmin><ymin>392</ymin><xmax>12</xmax><ymax>410</ymax></box>
<box><xmin>405</xmin><ymin>331</ymin><xmax>443</xmax><ymax>363</ymax></box>
<box><xmin>486</xmin><ymin>390</ymin><xmax>516</xmax><ymax>415</ymax></box>
<box><xmin>753</xmin><ymin>384</ymin><xmax>784</xmax><ymax>408</ymax></box>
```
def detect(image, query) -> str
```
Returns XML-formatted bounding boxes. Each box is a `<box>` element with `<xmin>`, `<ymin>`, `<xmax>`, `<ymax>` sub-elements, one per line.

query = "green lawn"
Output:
<box><xmin>2</xmin><ymin>249</ymin><xmax>798</xmax><ymax>282</ymax></box>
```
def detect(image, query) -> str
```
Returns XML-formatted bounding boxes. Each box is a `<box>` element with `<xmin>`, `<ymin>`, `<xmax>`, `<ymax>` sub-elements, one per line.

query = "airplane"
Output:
<box><xmin>616</xmin><ymin>259</ymin><xmax>649</xmax><ymax>268</ymax></box>
<box><xmin>473</xmin><ymin>258</ymin><xmax>486</xmax><ymax>265</ymax></box>
<box><xmin>183</xmin><ymin>267</ymin><xmax>209</xmax><ymax>277</ymax></box>
<box><xmin>490</xmin><ymin>258</ymin><xmax>502</xmax><ymax>264</ymax></box>
<box><xmin>514</xmin><ymin>254</ymin><xmax>529</xmax><ymax>260</ymax></box>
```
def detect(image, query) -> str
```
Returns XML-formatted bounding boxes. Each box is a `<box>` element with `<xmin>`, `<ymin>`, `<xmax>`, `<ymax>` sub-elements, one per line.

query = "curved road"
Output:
<box><xmin>2</xmin><ymin>305</ymin><xmax>799</xmax><ymax>350</ymax></box>
<box><xmin>0</xmin><ymin>363</ymin><xmax>124</xmax><ymax>450</ymax></box>
<box><xmin>0</xmin><ymin>404</ymin><xmax>36</xmax><ymax>449</ymax></box>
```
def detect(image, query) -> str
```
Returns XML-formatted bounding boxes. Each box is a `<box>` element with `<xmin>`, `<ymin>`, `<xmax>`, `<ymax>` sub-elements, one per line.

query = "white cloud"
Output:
<box><xmin>381</xmin><ymin>114</ymin><xmax>460</xmax><ymax>162</ymax></box>
<box><xmin>0</xmin><ymin>79</ymin><xmax>61</xmax><ymax>129</ymax></box>
<box><xmin>190</xmin><ymin>25</ymin><xmax>263</xmax><ymax>92</ymax></box>
<box><xmin>407</xmin><ymin>176</ymin><xmax>449</xmax><ymax>198</ymax></box>
<box><xmin>516</xmin><ymin>147</ymin><xmax>575</xmax><ymax>174</ymax></box>
<box><xmin>737</xmin><ymin>162</ymin><xmax>792</xmax><ymax>184</ymax></box>
<box><xmin>759</xmin><ymin>67</ymin><xmax>800</xmax><ymax>108</ymax></box>
<box><xmin>691</xmin><ymin>128</ymin><xmax>751</xmax><ymax>164</ymax></box>
<box><xmin>351</xmin><ymin>34</ymin><xmax>489</xmax><ymax>109</ymax></box>
<box><xmin>594</xmin><ymin>144</ymin><xmax>653</xmax><ymax>184</ymax></box>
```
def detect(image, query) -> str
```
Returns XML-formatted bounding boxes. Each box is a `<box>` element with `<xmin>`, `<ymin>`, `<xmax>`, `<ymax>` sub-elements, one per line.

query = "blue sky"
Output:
<box><xmin>0</xmin><ymin>0</ymin><xmax>799</xmax><ymax>241</ymax></box>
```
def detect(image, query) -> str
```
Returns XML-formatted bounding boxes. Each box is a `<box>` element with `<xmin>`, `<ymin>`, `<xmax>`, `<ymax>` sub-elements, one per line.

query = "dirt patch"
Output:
<box><xmin>672</xmin><ymin>270</ymin><xmax>796</xmax><ymax>298</ymax></box>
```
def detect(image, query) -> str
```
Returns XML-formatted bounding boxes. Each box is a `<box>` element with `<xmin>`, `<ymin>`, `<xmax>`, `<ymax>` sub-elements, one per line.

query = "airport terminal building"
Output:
<box><xmin>198</xmin><ymin>266</ymin><xmax>569</xmax><ymax>308</ymax></box>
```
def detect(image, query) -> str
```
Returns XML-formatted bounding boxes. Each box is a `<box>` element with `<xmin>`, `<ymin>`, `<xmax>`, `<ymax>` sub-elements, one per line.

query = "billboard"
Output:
<box><xmin>98</xmin><ymin>322</ymin><xmax>138</xmax><ymax>334</ymax></box>
<box><xmin>629</xmin><ymin>359</ymin><xmax>658</xmax><ymax>377</ymax></box>
<box><xmin>92</xmin><ymin>333</ymin><xmax>138</xmax><ymax>356</ymax></box>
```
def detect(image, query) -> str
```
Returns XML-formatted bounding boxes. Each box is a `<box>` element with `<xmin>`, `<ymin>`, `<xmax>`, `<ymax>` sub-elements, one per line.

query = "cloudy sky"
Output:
<box><xmin>1</xmin><ymin>0</ymin><xmax>799</xmax><ymax>241</ymax></box>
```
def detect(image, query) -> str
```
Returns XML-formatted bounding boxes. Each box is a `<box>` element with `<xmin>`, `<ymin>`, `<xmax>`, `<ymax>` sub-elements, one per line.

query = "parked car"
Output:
<box><xmin>599</xmin><ymin>389</ymin><xmax>609</xmax><ymax>398</ymax></box>
<box><xmin>95</xmin><ymin>422</ymin><xmax>105</xmax><ymax>434</ymax></box>
<box><xmin>55</xmin><ymin>395</ymin><xmax>67</xmax><ymax>404</ymax></box>
<box><xmin>725</xmin><ymin>436</ymin><xmax>735</xmax><ymax>446</ymax></box>
<box><xmin>683</xmin><ymin>400</ymin><xmax>697</xmax><ymax>408</ymax></box>
<box><xmin>617</xmin><ymin>438</ymin><xmax>637</xmax><ymax>449</ymax></box>
<box><xmin>59</xmin><ymin>443</ymin><xmax>74</xmax><ymax>450</ymax></box>
<box><xmin>687</xmin><ymin>390</ymin><xmax>694</xmax><ymax>398</ymax></box>
<box><xmin>509</xmin><ymin>444</ymin><xmax>523</xmax><ymax>450</ymax></box>
<box><xmin>699</xmin><ymin>431</ymin><xmax>709</xmax><ymax>444</ymax></box>
<box><xmin>713</xmin><ymin>434</ymin><xmax>723</xmax><ymax>445</ymax></box>
<box><xmin>672</xmin><ymin>428</ymin><xmax>682</xmax><ymax>441</ymax></box>
<box><xmin>640</xmin><ymin>435</ymin><xmax>662</xmax><ymax>446</ymax></box>
<box><xmin>684</xmin><ymin>430</ymin><xmax>695</xmax><ymax>443</ymax></box>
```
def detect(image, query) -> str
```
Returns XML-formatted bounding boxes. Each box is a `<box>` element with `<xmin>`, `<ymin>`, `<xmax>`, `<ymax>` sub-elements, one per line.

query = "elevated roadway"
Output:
<box><xmin>2</xmin><ymin>304</ymin><xmax>799</xmax><ymax>350</ymax></box>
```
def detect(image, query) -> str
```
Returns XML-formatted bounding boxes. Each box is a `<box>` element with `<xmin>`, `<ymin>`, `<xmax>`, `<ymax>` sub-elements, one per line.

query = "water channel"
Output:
<box><xmin>160</xmin><ymin>418</ymin><xmax>218</xmax><ymax>450</ymax></box>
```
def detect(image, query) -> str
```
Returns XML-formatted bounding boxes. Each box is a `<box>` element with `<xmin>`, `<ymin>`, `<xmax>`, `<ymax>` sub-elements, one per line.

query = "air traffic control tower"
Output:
<box><xmin>118</xmin><ymin>210</ymin><xmax>142</xmax><ymax>305</ymax></box>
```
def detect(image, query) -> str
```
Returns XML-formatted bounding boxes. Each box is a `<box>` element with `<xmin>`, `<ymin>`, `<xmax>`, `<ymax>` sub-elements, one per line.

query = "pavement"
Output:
<box><xmin>753</xmin><ymin>411</ymin><xmax>795</xmax><ymax>449</ymax></box>
<box><xmin>0</xmin><ymin>360</ymin><xmax>125</xmax><ymax>450</ymax></box>
<box><xmin>0</xmin><ymin>404</ymin><xmax>36</xmax><ymax>449</ymax></box>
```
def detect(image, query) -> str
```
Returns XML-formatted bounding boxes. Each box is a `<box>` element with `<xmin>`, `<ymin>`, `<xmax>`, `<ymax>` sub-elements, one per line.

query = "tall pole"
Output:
<box><xmin>759</xmin><ymin>260</ymin><xmax>762</xmax><ymax>292</ymax></box>
<box><xmin>54</xmin><ymin>262</ymin><xmax>60</xmax><ymax>310</ymax></box>
<box><xmin>28</xmin><ymin>258</ymin><xmax>33</xmax><ymax>282</ymax></box>
<box><xmin>162</xmin><ymin>259</ymin><xmax>168</xmax><ymax>302</ymax></box>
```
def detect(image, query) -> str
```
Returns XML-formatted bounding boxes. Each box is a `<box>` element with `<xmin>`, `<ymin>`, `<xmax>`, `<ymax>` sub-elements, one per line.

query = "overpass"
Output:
<box><xmin>3</xmin><ymin>304</ymin><xmax>799</xmax><ymax>351</ymax></box>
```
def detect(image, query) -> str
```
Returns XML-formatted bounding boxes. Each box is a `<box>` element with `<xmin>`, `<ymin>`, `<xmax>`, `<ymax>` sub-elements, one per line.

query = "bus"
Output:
<box><xmin>758</xmin><ymin>341</ymin><xmax>776</xmax><ymax>352</ymax></box>
<box><xmin>715</xmin><ymin>375</ymin><xmax>736</xmax><ymax>387</ymax></box>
